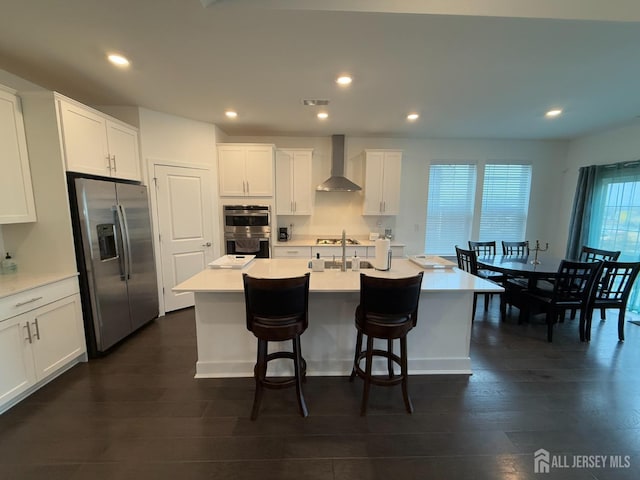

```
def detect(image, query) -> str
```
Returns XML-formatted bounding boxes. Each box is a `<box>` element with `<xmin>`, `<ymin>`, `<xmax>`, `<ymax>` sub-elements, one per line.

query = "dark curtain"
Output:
<box><xmin>565</xmin><ymin>165</ymin><xmax>599</xmax><ymax>259</ymax></box>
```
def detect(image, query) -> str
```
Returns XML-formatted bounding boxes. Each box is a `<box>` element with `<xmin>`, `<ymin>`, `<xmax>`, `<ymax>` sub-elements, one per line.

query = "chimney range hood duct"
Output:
<box><xmin>316</xmin><ymin>135</ymin><xmax>362</xmax><ymax>192</ymax></box>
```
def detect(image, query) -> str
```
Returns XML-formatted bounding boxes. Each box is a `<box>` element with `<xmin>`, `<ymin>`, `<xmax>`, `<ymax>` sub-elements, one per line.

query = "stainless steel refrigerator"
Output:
<box><xmin>68</xmin><ymin>175</ymin><xmax>159</xmax><ymax>356</ymax></box>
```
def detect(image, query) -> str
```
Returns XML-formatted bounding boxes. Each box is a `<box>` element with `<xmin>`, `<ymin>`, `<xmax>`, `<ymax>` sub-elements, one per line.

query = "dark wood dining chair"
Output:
<box><xmin>579</xmin><ymin>246</ymin><xmax>621</xmax><ymax>263</ymax></box>
<box><xmin>468</xmin><ymin>241</ymin><xmax>506</xmax><ymax>305</ymax></box>
<box><xmin>502</xmin><ymin>241</ymin><xmax>530</xmax><ymax>255</ymax></box>
<box><xmin>522</xmin><ymin>260</ymin><xmax>603</xmax><ymax>342</ymax></box>
<box><xmin>570</xmin><ymin>246</ymin><xmax>622</xmax><ymax>320</ymax></box>
<box><xmin>243</xmin><ymin>273</ymin><xmax>310</xmax><ymax>420</ymax></box>
<box><xmin>456</xmin><ymin>246</ymin><xmax>493</xmax><ymax>318</ymax></box>
<box><xmin>349</xmin><ymin>272</ymin><xmax>423</xmax><ymax>415</ymax></box>
<box><xmin>584</xmin><ymin>261</ymin><xmax>640</xmax><ymax>342</ymax></box>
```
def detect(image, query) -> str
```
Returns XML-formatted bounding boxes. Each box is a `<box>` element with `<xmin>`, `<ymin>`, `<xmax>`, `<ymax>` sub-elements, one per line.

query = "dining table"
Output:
<box><xmin>477</xmin><ymin>253</ymin><xmax>567</xmax><ymax>322</ymax></box>
<box><xmin>477</xmin><ymin>254</ymin><xmax>565</xmax><ymax>289</ymax></box>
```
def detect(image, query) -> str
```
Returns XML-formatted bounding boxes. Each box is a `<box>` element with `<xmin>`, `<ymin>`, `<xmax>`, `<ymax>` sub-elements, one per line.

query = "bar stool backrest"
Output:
<box><xmin>243</xmin><ymin>273</ymin><xmax>310</xmax><ymax>340</ymax></box>
<box><xmin>359</xmin><ymin>272</ymin><xmax>424</xmax><ymax>327</ymax></box>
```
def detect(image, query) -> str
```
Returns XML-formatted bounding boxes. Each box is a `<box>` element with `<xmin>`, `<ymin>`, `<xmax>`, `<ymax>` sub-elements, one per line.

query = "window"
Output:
<box><xmin>425</xmin><ymin>164</ymin><xmax>477</xmax><ymax>255</ymax></box>
<box><xmin>587</xmin><ymin>165</ymin><xmax>640</xmax><ymax>311</ymax></box>
<box><xmin>425</xmin><ymin>163</ymin><xmax>532</xmax><ymax>255</ymax></box>
<box><xmin>479</xmin><ymin>164</ymin><xmax>532</xmax><ymax>241</ymax></box>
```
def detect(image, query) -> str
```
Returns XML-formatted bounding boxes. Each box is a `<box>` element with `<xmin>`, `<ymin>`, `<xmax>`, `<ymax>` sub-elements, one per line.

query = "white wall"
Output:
<box><xmin>555</xmin><ymin>121</ymin><xmax>640</xmax><ymax>252</ymax></box>
<box><xmin>229</xmin><ymin>135</ymin><xmax>568</xmax><ymax>256</ymax></box>
<box><xmin>137</xmin><ymin>108</ymin><xmax>221</xmax><ymax>315</ymax></box>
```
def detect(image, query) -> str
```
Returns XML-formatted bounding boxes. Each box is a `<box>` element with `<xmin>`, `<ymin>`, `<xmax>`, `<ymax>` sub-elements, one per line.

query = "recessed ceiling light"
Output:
<box><xmin>545</xmin><ymin>109</ymin><xmax>562</xmax><ymax>118</ymax></box>
<box><xmin>407</xmin><ymin>113</ymin><xmax>420</xmax><ymax>121</ymax></box>
<box><xmin>317</xmin><ymin>112</ymin><xmax>329</xmax><ymax>120</ymax></box>
<box><xmin>225</xmin><ymin>110</ymin><xmax>238</xmax><ymax>119</ymax></box>
<box><xmin>336</xmin><ymin>75</ymin><xmax>352</xmax><ymax>86</ymax></box>
<box><xmin>107</xmin><ymin>54</ymin><xmax>130</xmax><ymax>67</ymax></box>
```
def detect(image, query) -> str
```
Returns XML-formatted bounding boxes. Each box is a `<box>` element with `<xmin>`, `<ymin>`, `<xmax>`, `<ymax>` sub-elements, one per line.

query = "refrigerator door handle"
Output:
<box><xmin>118</xmin><ymin>204</ymin><xmax>133</xmax><ymax>280</ymax></box>
<box><xmin>115</xmin><ymin>205</ymin><xmax>131</xmax><ymax>280</ymax></box>
<box><xmin>112</xmin><ymin>205</ymin><xmax>126</xmax><ymax>281</ymax></box>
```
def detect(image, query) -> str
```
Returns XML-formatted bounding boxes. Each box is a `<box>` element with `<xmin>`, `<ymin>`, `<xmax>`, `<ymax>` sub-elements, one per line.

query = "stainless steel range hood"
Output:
<box><xmin>316</xmin><ymin>135</ymin><xmax>362</xmax><ymax>192</ymax></box>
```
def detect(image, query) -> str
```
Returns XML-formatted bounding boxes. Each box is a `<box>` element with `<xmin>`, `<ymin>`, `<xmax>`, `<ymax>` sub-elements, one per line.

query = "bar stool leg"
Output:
<box><xmin>349</xmin><ymin>330</ymin><xmax>363</xmax><ymax>382</ymax></box>
<box><xmin>360</xmin><ymin>335</ymin><xmax>374</xmax><ymax>416</ymax></box>
<box><xmin>400</xmin><ymin>335</ymin><xmax>413</xmax><ymax>413</ymax></box>
<box><xmin>251</xmin><ymin>339</ymin><xmax>268</xmax><ymax>420</ymax></box>
<box><xmin>387</xmin><ymin>338</ymin><xmax>394</xmax><ymax>378</ymax></box>
<box><xmin>292</xmin><ymin>335</ymin><xmax>309</xmax><ymax>417</ymax></box>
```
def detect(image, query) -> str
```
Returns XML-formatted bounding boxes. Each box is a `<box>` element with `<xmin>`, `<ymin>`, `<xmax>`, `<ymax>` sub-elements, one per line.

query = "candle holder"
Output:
<box><xmin>530</xmin><ymin>240</ymin><xmax>549</xmax><ymax>265</ymax></box>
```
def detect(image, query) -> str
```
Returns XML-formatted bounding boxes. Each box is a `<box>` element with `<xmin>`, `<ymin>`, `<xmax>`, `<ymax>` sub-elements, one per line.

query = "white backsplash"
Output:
<box><xmin>277</xmin><ymin>192</ymin><xmax>396</xmax><ymax>240</ymax></box>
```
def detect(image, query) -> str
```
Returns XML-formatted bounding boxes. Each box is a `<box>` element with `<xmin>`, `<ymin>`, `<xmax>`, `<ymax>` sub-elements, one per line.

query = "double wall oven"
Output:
<box><xmin>223</xmin><ymin>205</ymin><xmax>271</xmax><ymax>258</ymax></box>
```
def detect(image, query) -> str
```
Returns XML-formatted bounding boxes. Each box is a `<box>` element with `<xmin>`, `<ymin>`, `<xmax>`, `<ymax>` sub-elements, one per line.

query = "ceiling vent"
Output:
<box><xmin>303</xmin><ymin>99</ymin><xmax>330</xmax><ymax>106</ymax></box>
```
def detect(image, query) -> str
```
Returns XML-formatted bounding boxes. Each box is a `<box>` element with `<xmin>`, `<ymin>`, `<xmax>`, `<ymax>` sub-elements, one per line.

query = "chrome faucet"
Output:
<box><xmin>341</xmin><ymin>229</ymin><xmax>346</xmax><ymax>272</ymax></box>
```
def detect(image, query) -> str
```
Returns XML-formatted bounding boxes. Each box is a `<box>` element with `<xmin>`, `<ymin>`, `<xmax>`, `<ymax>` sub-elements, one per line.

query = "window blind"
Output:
<box><xmin>479</xmin><ymin>164</ymin><xmax>532</xmax><ymax>242</ymax></box>
<box><xmin>425</xmin><ymin>164</ymin><xmax>476</xmax><ymax>255</ymax></box>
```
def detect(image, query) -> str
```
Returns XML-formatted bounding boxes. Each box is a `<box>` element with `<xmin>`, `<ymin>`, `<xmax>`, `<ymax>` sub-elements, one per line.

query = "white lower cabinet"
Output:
<box><xmin>0</xmin><ymin>278</ymin><xmax>86</xmax><ymax>413</ymax></box>
<box><xmin>272</xmin><ymin>246</ymin><xmax>311</xmax><ymax>258</ymax></box>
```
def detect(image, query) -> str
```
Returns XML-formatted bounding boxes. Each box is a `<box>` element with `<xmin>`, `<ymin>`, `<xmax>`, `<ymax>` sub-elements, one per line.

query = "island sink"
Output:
<box><xmin>308</xmin><ymin>259</ymin><xmax>374</xmax><ymax>270</ymax></box>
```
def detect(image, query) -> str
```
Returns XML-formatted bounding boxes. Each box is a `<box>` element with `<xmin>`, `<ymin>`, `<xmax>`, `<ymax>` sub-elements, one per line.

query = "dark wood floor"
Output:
<box><xmin>1</xmin><ymin>299</ymin><xmax>640</xmax><ymax>480</ymax></box>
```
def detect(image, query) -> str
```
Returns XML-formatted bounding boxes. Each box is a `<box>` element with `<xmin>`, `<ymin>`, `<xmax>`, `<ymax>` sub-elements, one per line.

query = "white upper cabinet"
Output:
<box><xmin>218</xmin><ymin>144</ymin><xmax>274</xmax><ymax>197</ymax></box>
<box><xmin>275</xmin><ymin>148</ymin><xmax>313</xmax><ymax>215</ymax></box>
<box><xmin>58</xmin><ymin>99</ymin><xmax>141</xmax><ymax>181</ymax></box>
<box><xmin>0</xmin><ymin>86</ymin><xmax>36</xmax><ymax>224</ymax></box>
<box><xmin>362</xmin><ymin>150</ymin><xmax>402</xmax><ymax>216</ymax></box>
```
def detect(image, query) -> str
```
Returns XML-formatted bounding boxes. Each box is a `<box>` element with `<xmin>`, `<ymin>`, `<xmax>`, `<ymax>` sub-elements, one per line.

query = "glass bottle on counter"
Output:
<box><xmin>1</xmin><ymin>252</ymin><xmax>17</xmax><ymax>274</ymax></box>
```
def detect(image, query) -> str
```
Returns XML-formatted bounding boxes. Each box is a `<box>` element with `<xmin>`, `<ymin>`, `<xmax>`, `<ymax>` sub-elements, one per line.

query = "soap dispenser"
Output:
<box><xmin>351</xmin><ymin>251</ymin><xmax>360</xmax><ymax>271</ymax></box>
<box><xmin>1</xmin><ymin>252</ymin><xmax>17</xmax><ymax>274</ymax></box>
<box><xmin>311</xmin><ymin>253</ymin><xmax>324</xmax><ymax>272</ymax></box>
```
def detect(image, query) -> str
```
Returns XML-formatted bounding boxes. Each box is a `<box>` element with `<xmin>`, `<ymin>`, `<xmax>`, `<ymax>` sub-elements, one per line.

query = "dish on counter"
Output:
<box><xmin>408</xmin><ymin>255</ymin><xmax>456</xmax><ymax>269</ymax></box>
<box><xmin>208</xmin><ymin>255</ymin><xmax>256</xmax><ymax>269</ymax></box>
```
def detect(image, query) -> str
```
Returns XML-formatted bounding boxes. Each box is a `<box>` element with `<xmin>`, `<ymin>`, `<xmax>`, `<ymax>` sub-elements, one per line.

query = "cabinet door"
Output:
<box><xmin>291</xmin><ymin>150</ymin><xmax>312</xmax><ymax>215</ymax></box>
<box><xmin>245</xmin><ymin>146</ymin><xmax>273</xmax><ymax>197</ymax></box>
<box><xmin>362</xmin><ymin>151</ymin><xmax>385</xmax><ymax>215</ymax></box>
<box><xmin>0</xmin><ymin>89</ymin><xmax>36</xmax><ymax>223</ymax></box>
<box><xmin>381</xmin><ymin>151</ymin><xmax>402</xmax><ymax>215</ymax></box>
<box><xmin>106</xmin><ymin>120</ymin><xmax>141</xmax><ymax>181</ymax></box>
<box><xmin>31</xmin><ymin>295</ymin><xmax>85</xmax><ymax>380</ymax></box>
<box><xmin>0</xmin><ymin>316</ymin><xmax>36</xmax><ymax>406</ymax></box>
<box><xmin>59</xmin><ymin>100</ymin><xmax>110</xmax><ymax>176</ymax></box>
<box><xmin>275</xmin><ymin>150</ymin><xmax>294</xmax><ymax>214</ymax></box>
<box><xmin>218</xmin><ymin>146</ymin><xmax>248</xmax><ymax>196</ymax></box>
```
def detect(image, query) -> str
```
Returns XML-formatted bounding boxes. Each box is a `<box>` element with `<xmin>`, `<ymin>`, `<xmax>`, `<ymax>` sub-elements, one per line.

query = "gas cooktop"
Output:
<box><xmin>316</xmin><ymin>238</ymin><xmax>360</xmax><ymax>245</ymax></box>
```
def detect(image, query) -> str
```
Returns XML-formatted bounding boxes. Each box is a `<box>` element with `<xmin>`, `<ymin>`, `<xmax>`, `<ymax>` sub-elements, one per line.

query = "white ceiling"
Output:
<box><xmin>2</xmin><ymin>0</ymin><xmax>640</xmax><ymax>140</ymax></box>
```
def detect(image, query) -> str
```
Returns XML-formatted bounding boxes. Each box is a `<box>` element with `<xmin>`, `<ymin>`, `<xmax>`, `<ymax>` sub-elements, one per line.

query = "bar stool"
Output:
<box><xmin>349</xmin><ymin>272</ymin><xmax>424</xmax><ymax>415</ymax></box>
<box><xmin>242</xmin><ymin>273</ymin><xmax>310</xmax><ymax>420</ymax></box>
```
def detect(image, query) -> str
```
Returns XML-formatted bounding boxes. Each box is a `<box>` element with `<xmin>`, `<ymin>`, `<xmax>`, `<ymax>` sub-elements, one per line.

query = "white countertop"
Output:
<box><xmin>173</xmin><ymin>258</ymin><xmax>502</xmax><ymax>294</ymax></box>
<box><xmin>0</xmin><ymin>271</ymin><xmax>79</xmax><ymax>299</ymax></box>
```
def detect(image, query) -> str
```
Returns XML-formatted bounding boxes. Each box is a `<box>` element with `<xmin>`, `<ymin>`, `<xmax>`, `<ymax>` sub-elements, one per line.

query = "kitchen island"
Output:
<box><xmin>173</xmin><ymin>258</ymin><xmax>502</xmax><ymax>377</ymax></box>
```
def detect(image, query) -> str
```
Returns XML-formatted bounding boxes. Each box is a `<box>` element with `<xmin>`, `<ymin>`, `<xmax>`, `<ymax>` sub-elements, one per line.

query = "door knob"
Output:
<box><xmin>202</xmin><ymin>242</ymin><xmax>212</xmax><ymax>247</ymax></box>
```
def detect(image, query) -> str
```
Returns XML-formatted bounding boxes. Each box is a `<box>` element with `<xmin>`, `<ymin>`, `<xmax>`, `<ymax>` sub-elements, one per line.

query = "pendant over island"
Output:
<box><xmin>173</xmin><ymin>257</ymin><xmax>503</xmax><ymax>378</ymax></box>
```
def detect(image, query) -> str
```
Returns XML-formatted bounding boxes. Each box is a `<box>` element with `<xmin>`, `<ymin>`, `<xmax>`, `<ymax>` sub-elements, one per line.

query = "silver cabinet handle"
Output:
<box><xmin>111</xmin><ymin>154</ymin><xmax>117</xmax><ymax>172</ymax></box>
<box><xmin>106</xmin><ymin>155</ymin><xmax>112</xmax><ymax>170</ymax></box>
<box><xmin>15</xmin><ymin>296</ymin><xmax>43</xmax><ymax>308</ymax></box>
<box><xmin>32</xmin><ymin>319</ymin><xmax>40</xmax><ymax>341</ymax></box>
<box><xmin>24</xmin><ymin>323</ymin><xmax>33</xmax><ymax>344</ymax></box>
<box><xmin>383</xmin><ymin>201</ymin><xmax>386</xmax><ymax>212</ymax></box>
<box><xmin>202</xmin><ymin>242</ymin><xmax>212</xmax><ymax>247</ymax></box>
<box><xmin>246</xmin><ymin>181</ymin><xmax>250</xmax><ymax>194</ymax></box>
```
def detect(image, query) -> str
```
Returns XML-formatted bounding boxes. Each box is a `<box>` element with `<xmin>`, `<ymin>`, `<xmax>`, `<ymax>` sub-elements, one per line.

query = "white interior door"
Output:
<box><xmin>154</xmin><ymin>164</ymin><xmax>214</xmax><ymax>312</ymax></box>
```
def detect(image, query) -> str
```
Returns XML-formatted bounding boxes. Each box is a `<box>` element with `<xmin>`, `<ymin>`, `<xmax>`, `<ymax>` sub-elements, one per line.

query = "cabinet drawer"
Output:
<box><xmin>0</xmin><ymin>277</ymin><xmax>79</xmax><ymax>322</ymax></box>
<box><xmin>272</xmin><ymin>246</ymin><xmax>311</xmax><ymax>258</ymax></box>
